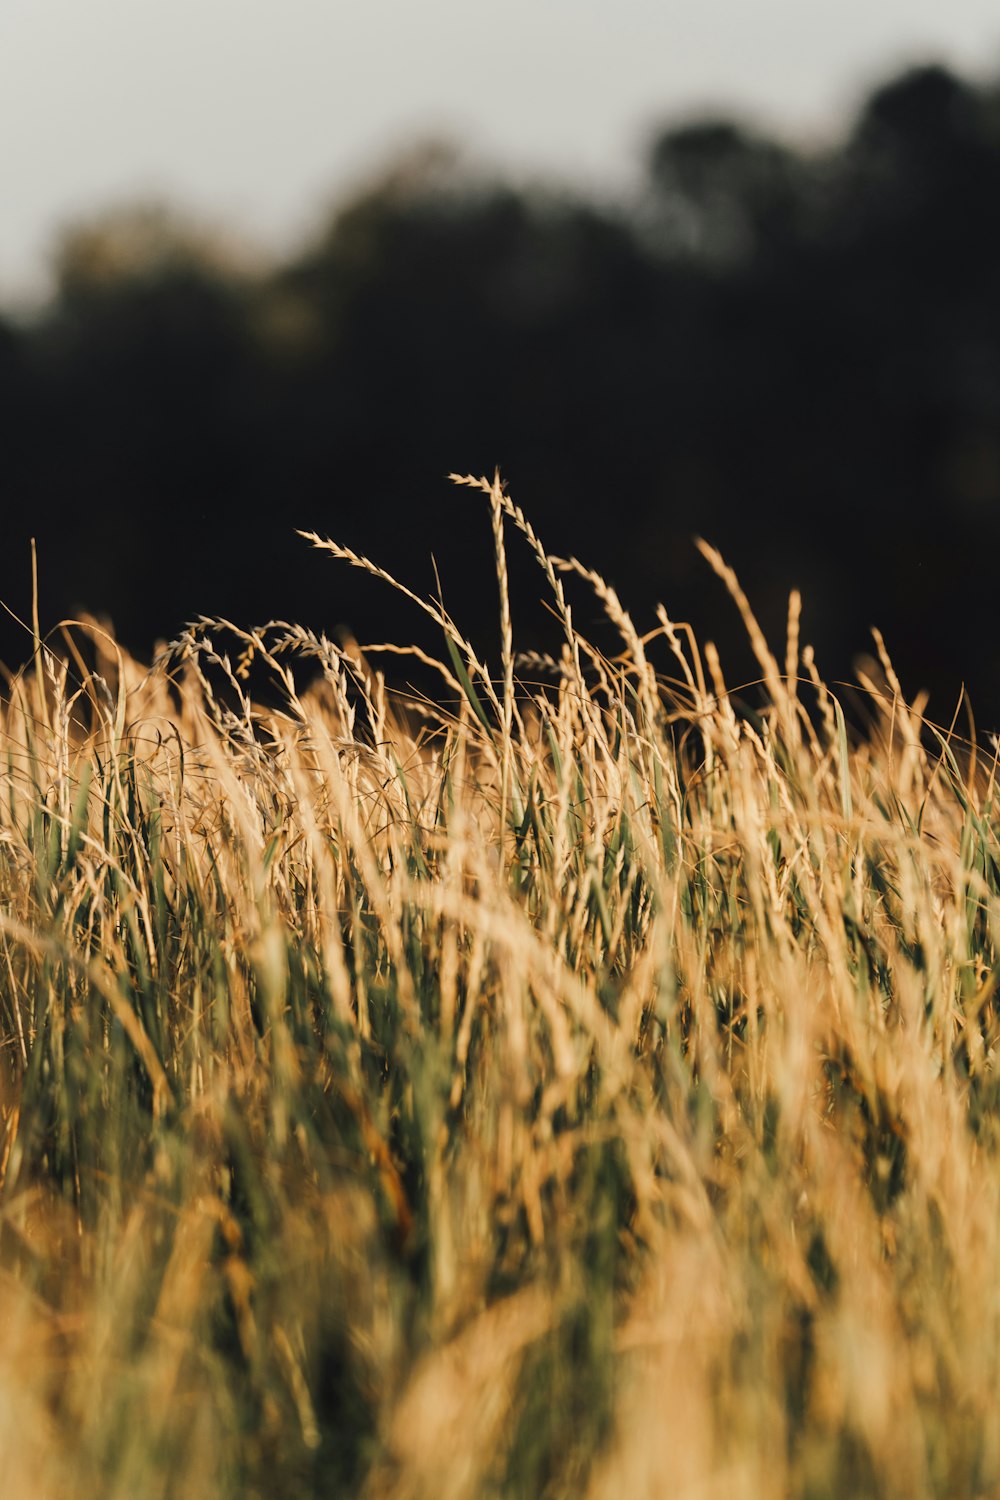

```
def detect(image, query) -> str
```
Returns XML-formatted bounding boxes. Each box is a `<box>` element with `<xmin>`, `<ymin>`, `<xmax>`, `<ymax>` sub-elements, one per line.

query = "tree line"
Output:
<box><xmin>2</xmin><ymin>61</ymin><xmax>999</xmax><ymax>720</ymax></box>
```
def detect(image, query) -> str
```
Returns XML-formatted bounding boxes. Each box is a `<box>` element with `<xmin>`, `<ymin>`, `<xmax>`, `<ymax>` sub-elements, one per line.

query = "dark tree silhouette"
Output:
<box><xmin>646</xmin><ymin>119</ymin><xmax>806</xmax><ymax>264</ymax></box>
<box><xmin>4</xmin><ymin>62</ymin><xmax>1000</xmax><ymax>722</ymax></box>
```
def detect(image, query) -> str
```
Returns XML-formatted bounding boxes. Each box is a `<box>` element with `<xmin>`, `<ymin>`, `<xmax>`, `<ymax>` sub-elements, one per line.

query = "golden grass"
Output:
<box><xmin>1</xmin><ymin>477</ymin><xmax>999</xmax><ymax>1498</ymax></box>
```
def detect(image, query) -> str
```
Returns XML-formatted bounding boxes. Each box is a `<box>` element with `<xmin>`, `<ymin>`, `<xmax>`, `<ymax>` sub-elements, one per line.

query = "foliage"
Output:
<box><xmin>2</xmin><ymin>481</ymin><xmax>1000</xmax><ymax>1497</ymax></box>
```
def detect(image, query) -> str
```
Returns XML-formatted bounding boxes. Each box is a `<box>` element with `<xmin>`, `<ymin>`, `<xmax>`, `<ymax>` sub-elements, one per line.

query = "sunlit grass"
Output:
<box><xmin>1</xmin><ymin>474</ymin><xmax>999</xmax><ymax>1498</ymax></box>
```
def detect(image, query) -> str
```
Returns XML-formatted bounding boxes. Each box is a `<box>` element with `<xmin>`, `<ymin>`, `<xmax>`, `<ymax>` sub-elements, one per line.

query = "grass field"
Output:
<box><xmin>2</xmin><ymin>475</ymin><xmax>999</xmax><ymax>1499</ymax></box>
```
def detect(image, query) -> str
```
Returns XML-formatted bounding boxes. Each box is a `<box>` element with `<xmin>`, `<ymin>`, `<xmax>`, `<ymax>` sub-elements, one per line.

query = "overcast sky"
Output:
<box><xmin>3</xmin><ymin>0</ymin><xmax>1000</xmax><ymax>303</ymax></box>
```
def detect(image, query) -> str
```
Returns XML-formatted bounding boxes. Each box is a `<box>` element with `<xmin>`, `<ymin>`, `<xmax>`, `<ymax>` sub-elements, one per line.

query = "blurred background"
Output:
<box><xmin>3</xmin><ymin>2</ymin><xmax>1000</xmax><ymax>723</ymax></box>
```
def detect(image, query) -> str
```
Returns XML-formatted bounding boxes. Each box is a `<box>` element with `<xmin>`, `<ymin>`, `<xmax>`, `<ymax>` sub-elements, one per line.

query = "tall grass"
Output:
<box><xmin>1</xmin><ymin>475</ymin><xmax>999</xmax><ymax>1498</ymax></box>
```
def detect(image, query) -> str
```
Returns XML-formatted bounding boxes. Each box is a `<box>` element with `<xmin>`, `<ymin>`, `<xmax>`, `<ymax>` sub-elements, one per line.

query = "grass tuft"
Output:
<box><xmin>1</xmin><ymin>480</ymin><xmax>999</xmax><ymax>1498</ymax></box>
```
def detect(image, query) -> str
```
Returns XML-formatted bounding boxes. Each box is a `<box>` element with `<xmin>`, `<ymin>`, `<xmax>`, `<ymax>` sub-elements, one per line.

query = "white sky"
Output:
<box><xmin>3</xmin><ymin>0</ymin><xmax>1000</xmax><ymax>304</ymax></box>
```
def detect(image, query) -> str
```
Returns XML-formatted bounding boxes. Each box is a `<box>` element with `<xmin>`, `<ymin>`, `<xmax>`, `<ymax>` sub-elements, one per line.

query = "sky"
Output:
<box><xmin>3</xmin><ymin>0</ymin><xmax>1000</xmax><ymax>304</ymax></box>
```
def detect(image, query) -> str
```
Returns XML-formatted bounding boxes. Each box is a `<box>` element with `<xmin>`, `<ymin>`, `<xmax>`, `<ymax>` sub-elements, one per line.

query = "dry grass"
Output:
<box><xmin>1</xmin><ymin>477</ymin><xmax>999</xmax><ymax>1498</ymax></box>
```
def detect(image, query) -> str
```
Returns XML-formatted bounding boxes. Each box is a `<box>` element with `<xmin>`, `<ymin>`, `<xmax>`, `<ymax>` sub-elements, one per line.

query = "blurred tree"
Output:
<box><xmin>12</xmin><ymin>205</ymin><xmax>266</xmax><ymax>649</ymax></box>
<box><xmin>53</xmin><ymin>202</ymin><xmax>255</xmax><ymax>303</ymax></box>
<box><xmin>645</xmin><ymin>119</ymin><xmax>806</xmax><ymax>265</ymax></box>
